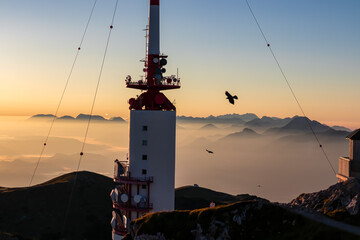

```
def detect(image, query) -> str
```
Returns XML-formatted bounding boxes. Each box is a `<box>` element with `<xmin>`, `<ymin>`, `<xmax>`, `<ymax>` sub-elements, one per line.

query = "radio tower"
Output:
<box><xmin>110</xmin><ymin>0</ymin><xmax>180</xmax><ymax>239</ymax></box>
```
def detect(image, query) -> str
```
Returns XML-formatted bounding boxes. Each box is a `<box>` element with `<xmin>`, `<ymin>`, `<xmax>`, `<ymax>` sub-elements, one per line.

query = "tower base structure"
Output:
<box><xmin>111</xmin><ymin>110</ymin><xmax>176</xmax><ymax>238</ymax></box>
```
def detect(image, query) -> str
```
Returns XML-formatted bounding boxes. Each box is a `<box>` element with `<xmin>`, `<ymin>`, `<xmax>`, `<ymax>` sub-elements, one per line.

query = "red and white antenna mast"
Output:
<box><xmin>126</xmin><ymin>0</ymin><xmax>180</xmax><ymax>110</ymax></box>
<box><xmin>112</xmin><ymin>1</ymin><xmax>180</xmax><ymax>239</ymax></box>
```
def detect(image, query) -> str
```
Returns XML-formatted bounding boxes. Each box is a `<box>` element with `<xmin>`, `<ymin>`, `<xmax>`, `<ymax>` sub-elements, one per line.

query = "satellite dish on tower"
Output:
<box><xmin>134</xmin><ymin>194</ymin><xmax>142</xmax><ymax>203</ymax></box>
<box><xmin>154</xmin><ymin>74</ymin><xmax>162</xmax><ymax>80</ymax></box>
<box><xmin>160</xmin><ymin>58</ymin><xmax>167</xmax><ymax>66</ymax></box>
<box><xmin>120</xmin><ymin>194</ymin><xmax>129</xmax><ymax>203</ymax></box>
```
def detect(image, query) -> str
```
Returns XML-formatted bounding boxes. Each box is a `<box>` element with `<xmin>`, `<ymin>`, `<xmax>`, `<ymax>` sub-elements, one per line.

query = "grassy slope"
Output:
<box><xmin>0</xmin><ymin>171</ymin><xmax>116</xmax><ymax>240</ymax></box>
<box><xmin>0</xmin><ymin>175</ymin><xmax>246</xmax><ymax>240</ymax></box>
<box><xmin>175</xmin><ymin>185</ymin><xmax>261</xmax><ymax>210</ymax></box>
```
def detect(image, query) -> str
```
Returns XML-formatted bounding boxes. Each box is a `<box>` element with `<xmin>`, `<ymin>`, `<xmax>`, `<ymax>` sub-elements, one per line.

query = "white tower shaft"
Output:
<box><xmin>128</xmin><ymin>110</ymin><xmax>176</xmax><ymax>220</ymax></box>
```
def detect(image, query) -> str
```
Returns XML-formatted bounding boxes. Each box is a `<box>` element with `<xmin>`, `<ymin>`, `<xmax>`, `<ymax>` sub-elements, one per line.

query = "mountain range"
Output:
<box><xmin>244</xmin><ymin>116</ymin><xmax>294</xmax><ymax>130</ymax></box>
<box><xmin>219</xmin><ymin>116</ymin><xmax>351</xmax><ymax>142</ymax></box>
<box><xmin>29</xmin><ymin>114</ymin><xmax>125</xmax><ymax>122</ymax></box>
<box><xmin>177</xmin><ymin>113</ymin><xmax>258</xmax><ymax>124</ymax></box>
<box><xmin>29</xmin><ymin>113</ymin><xmax>354</xmax><ymax>135</ymax></box>
<box><xmin>2</xmin><ymin>172</ymin><xmax>360</xmax><ymax>239</ymax></box>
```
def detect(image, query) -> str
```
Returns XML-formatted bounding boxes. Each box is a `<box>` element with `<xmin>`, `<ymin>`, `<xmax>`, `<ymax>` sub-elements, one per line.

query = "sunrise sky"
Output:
<box><xmin>0</xmin><ymin>0</ymin><xmax>359</xmax><ymax>128</ymax></box>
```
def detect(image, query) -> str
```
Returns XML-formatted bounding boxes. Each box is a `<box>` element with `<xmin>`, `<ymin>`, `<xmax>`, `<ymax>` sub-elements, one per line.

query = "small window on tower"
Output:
<box><xmin>142</xmin><ymin>140</ymin><xmax>148</xmax><ymax>146</ymax></box>
<box><xmin>142</xmin><ymin>184</ymin><xmax>147</xmax><ymax>189</ymax></box>
<box><xmin>142</xmin><ymin>169</ymin><xmax>147</xmax><ymax>175</ymax></box>
<box><xmin>142</xmin><ymin>154</ymin><xmax>147</xmax><ymax>160</ymax></box>
<box><xmin>142</xmin><ymin>125</ymin><xmax>148</xmax><ymax>131</ymax></box>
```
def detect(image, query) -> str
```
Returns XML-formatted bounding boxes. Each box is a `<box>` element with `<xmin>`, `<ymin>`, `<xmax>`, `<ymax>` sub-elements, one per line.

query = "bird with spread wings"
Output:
<box><xmin>225</xmin><ymin>91</ymin><xmax>238</xmax><ymax>104</ymax></box>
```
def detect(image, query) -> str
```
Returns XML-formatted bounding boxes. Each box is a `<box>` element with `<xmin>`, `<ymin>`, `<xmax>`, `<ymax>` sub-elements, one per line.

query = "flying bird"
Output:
<box><xmin>206</xmin><ymin>149</ymin><xmax>214</xmax><ymax>154</ymax></box>
<box><xmin>225</xmin><ymin>91</ymin><xmax>238</xmax><ymax>104</ymax></box>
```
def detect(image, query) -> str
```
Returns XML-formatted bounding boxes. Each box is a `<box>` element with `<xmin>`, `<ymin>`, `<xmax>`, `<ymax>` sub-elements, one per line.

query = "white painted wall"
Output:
<box><xmin>128</xmin><ymin>110</ymin><xmax>176</xmax><ymax>218</ymax></box>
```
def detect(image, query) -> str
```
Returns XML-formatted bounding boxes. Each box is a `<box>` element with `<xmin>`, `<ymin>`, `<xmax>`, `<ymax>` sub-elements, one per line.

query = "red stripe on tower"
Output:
<box><xmin>150</xmin><ymin>0</ymin><xmax>159</xmax><ymax>5</ymax></box>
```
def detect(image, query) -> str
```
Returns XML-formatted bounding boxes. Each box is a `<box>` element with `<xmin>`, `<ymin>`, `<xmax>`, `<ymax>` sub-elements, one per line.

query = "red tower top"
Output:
<box><xmin>126</xmin><ymin>0</ymin><xmax>180</xmax><ymax>111</ymax></box>
<box><xmin>150</xmin><ymin>0</ymin><xmax>159</xmax><ymax>5</ymax></box>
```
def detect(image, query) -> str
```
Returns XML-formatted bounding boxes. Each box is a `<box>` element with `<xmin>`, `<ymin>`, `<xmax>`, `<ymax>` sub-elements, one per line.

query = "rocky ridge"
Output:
<box><xmin>289</xmin><ymin>178</ymin><xmax>360</xmax><ymax>225</ymax></box>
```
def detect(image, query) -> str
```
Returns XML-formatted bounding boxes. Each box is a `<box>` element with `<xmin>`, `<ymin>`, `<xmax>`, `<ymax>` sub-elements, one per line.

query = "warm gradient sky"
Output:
<box><xmin>0</xmin><ymin>0</ymin><xmax>359</xmax><ymax>128</ymax></box>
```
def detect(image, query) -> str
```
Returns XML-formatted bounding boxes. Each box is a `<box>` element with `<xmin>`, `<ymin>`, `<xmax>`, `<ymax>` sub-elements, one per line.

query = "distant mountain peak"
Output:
<box><xmin>332</xmin><ymin>125</ymin><xmax>352</xmax><ymax>132</ymax></box>
<box><xmin>216</xmin><ymin>113</ymin><xmax>259</xmax><ymax>122</ymax></box>
<box><xmin>242</xmin><ymin>127</ymin><xmax>257</xmax><ymax>134</ymax></box>
<box><xmin>109</xmin><ymin>117</ymin><xmax>126</xmax><ymax>122</ymax></box>
<box><xmin>29</xmin><ymin>114</ymin><xmax>56</xmax><ymax>119</ymax></box>
<box><xmin>222</xmin><ymin>127</ymin><xmax>260</xmax><ymax>140</ymax></box>
<box><xmin>76</xmin><ymin>114</ymin><xmax>106</xmax><ymax>121</ymax></box>
<box><xmin>245</xmin><ymin>116</ymin><xmax>292</xmax><ymax>129</ymax></box>
<box><xmin>58</xmin><ymin>115</ymin><xmax>75</xmax><ymax>120</ymax></box>
<box><xmin>200</xmin><ymin>124</ymin><xmax>218</xmax><ymax>130</ymax></box>
<box><xmin>266</xmin><ymin>116</ymin><xmax>331</xmax><ymax>134</ymax></box>
<box><xmin>260</xmin><ymin>116</ymin><xmax>273</xmax><ymax>120</ymax></box>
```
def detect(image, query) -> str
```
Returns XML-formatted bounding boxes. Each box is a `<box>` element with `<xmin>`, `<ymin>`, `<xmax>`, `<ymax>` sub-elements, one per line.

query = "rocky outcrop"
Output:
<box><xmin>289</xmin><ymin>178</ymin><xmax>360</xmax><ymax>215</ymax></box>
<box><xmin>123</xmin><ymin>199</ymin><xmax>359</xmax><ymax>240</ymax></box>
<box><xmin>289</xmin><ymin>178</ymin><xmax>360</xmax><ymax>227</ymax></box>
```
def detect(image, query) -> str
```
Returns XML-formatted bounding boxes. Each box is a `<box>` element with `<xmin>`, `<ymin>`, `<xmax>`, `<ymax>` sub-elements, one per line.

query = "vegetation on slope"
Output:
<box><xmin>2</xmin><ymin>172</ymin><xmax>360</xmax><ymax>240</ymax></box>
<box><xmin>175</xmin><ymin>185</ymin><xmax>261</xmax><ymax>210</ymax></box>
<box><xmin>0</xmin><ymin>171</ymin><xmax>116</xmax><ymax>240</ymax></box>
<box><xmin>124</xmin><ymin>200</ymin><xmax>360</xmax><ymax>240</ymax></box>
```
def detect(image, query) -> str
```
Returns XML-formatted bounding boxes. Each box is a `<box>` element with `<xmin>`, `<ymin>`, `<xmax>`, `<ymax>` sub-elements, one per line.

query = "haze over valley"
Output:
<box><xmin>0</xmin><ymin>113</ymin><xmax>352</xmax><ymax>202</ymax></box>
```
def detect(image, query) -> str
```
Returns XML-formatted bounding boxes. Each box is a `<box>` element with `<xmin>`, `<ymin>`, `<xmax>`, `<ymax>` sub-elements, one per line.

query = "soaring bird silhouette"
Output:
<box><xmin>225</xmin><ymin>91</ymin><xmax>238</xmax><ymax>104</ymax></box>
<box><xmin>206</xmin><ymin>149</ymin><xmax>214</xmax><ymax>154</ymax></box>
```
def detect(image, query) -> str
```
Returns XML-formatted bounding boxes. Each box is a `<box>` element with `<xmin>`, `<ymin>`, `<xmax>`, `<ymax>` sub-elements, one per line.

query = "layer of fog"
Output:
<box><xmin>0</xmin><ymin>117</ymin><xmax>348</xmax><ymax>202</ymax></box>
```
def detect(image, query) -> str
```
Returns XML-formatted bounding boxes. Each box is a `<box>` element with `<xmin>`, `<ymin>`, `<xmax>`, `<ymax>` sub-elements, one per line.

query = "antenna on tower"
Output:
<box><xmin>143</xmin><ymin>25</ymin><xmax>149</xmax><ymax>63</ymax></box>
